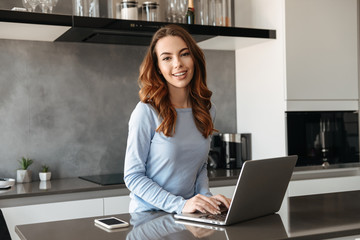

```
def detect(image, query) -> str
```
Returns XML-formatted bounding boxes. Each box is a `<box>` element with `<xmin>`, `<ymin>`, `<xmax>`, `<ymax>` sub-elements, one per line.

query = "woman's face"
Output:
<box><xmin>155</xmin><ymin>36</ymin><xmax>194</xmax><ymax>92</ymax></box>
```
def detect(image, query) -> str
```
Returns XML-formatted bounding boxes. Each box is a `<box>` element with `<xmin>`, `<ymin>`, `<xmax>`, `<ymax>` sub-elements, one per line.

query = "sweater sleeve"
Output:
<box><xmin>124</xmin><ymin>103</ymin><xmax>187</xmax><ymax>214</ymax></box>
<box><xmin>194</xmin><ymin>161</ymin><xmax>212</xmax><ymax>197</ymax></box>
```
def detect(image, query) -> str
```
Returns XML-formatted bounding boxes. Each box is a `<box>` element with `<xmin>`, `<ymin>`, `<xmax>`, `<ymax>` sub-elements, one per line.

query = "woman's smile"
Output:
<box><xmin>173</xmin><ymin>70</ymin><xmax>187</xmax><ymax>78</ymax></box>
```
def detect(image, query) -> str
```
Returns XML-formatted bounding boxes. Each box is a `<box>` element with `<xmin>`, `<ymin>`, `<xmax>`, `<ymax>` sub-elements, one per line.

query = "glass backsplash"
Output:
<box><xmin>286</xmin><ymin>111</ymin><xmax>359</xmax><ymax>167</ymax></box>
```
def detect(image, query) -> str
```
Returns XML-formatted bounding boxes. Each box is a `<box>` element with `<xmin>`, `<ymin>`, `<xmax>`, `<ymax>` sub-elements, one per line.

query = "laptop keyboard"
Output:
<box><xmin>200</xmin><ymin>212</ymin><xmax>227</xmax><ymax>221</ymax></box>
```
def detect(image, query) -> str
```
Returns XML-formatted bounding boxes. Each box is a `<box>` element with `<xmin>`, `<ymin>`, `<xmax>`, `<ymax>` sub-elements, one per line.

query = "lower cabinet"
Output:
<box><xmin>287</xmin><ymin>176</ymin><xmax>360</xmax><ymax>197</ymax></box>
<box><xmin>3</xmin><ymin>198</ymin><xmax>103</xmax><ymax>240</ymax></box>
<box><xmin>103</xmin><ymin>195</ymin><xmax>131</xmax><ymax>215</ymax></box>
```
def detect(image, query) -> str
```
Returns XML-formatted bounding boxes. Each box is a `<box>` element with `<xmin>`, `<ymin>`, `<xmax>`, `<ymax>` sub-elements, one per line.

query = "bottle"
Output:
<box><xmin>186</xmin><ymin>0</ymin><xmax>195</xmax><ymax>24</ymax></box>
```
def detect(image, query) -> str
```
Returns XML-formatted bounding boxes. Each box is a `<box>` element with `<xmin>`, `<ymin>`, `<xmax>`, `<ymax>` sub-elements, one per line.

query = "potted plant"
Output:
<box><xmin>39</xmin><ymin>165</ymin><xmax>51</xmax><ymax>181</ymax></box>
<box><xmin>17</xmin><ymin>157</ymin><xmax>33</xmax><ymax>183</ymax></box>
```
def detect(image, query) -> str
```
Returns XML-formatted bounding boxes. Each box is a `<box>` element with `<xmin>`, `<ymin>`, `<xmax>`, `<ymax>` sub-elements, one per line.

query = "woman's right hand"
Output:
<box><xmin>182</xmin><ymin>194</ymin><xmax>222</xmax><ymax>215</ymax></box>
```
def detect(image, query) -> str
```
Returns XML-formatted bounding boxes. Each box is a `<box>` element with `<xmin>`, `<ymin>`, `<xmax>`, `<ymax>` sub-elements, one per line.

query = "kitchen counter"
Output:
<box><xmin>1</xmin><ymin>166</ymin><xmax>359</xmax><ymax>208</ymax></box>
<box><xmin>0</xmin><ymin>169</ymin><xmax>240</xmax><ymax>208</ymax></box>
<box><xmin>15</xmin><ymin>191</ymin><xmax>360</xmax><ymax>240</ymax></box>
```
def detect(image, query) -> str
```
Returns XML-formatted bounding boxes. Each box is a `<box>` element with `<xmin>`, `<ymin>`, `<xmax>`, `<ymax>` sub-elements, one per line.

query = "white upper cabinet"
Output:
<box><xmin>285</xmin><ymin>0</ymin><xmax>358</xmax><ymax>111</ymax></box>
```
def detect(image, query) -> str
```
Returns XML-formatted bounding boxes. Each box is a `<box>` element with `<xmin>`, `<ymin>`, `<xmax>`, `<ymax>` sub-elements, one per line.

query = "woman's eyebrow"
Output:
<box><xmin>160</xmin><ymin>48</ymin><xmax>189</xmax><ymax>57</ymax></box>
<box><xmin>160</xmin><ymin>52</ymin><xmax>171</xmax><ymax>56</ymax></box>
<box><xmin>179</xmin><ymin>47</ymin><xmax>189</xmax><ymax>53</ymax></box>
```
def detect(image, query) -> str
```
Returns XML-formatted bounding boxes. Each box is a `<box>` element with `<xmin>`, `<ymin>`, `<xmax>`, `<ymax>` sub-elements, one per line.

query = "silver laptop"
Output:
<box><xmin>174</xmin><ymin>155</ymin><xmax>297</xmax><ymax>226</ymax></box>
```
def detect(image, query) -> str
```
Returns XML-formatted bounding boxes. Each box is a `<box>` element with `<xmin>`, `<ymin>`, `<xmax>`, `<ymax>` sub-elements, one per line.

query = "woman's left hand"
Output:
<box><xmin>210</xmin><ymin>194</ymin><xmax>232</xmax><ymax>209</ymax></box>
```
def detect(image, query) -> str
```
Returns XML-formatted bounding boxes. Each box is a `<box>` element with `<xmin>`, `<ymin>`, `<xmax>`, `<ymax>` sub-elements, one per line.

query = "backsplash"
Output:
<box><xmin>0</xmin><ymin>39</ymin><xmax>236</xmax><ymax>180</ymax></box>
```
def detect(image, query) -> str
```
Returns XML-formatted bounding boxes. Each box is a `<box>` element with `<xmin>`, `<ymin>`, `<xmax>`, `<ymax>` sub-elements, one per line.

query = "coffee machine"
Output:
<box><xmin>208</xmin><ymin>133</ymin><xmax>252</xmax><ymax>169</ymax></box>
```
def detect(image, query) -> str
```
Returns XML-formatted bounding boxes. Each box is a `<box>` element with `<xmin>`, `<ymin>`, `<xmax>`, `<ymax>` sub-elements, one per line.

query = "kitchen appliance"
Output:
<box><xmin>208</xmin><ymin>133</ymin><xmax>252</xmax><ymax>169</ymax></box>
<box><xmin>221</xmin><ymin>133</ymin><xmax>241</xmax><ymax>169</ymax></box>
<box><xmin>79</xmin><ymin>173</ymin><xmax>124</xmax><ymax>185</ymax></box>
<box><xmin>286</xmin><ymin>111</ymin><xmax>359</xmax><ymax>167</ymax></box>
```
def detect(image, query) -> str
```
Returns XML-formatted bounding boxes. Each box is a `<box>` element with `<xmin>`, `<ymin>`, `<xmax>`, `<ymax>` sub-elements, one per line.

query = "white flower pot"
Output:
<box><xmin>17</xmin><ymin>169</ymin><xmax>32</xmax><ymax>183</ymax></box>
<box><xmin>39</xmin><ymin>181</ymin><xmax>52</xmax><ymax>190</ymax></box>
<box><xmin>39</xmin><ymin>172</ymin><xmax>51</xmax><ymax>181</ymax></box>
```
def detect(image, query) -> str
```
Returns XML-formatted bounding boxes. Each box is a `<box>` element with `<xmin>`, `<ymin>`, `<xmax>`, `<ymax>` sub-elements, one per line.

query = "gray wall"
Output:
<box><xmin>0</xmin><ymin>39</ymin><xmax>235</xmax><ymax>180</ymax></box>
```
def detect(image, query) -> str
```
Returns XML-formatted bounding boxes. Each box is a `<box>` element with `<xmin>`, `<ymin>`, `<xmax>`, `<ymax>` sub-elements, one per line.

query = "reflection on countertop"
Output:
<box><xmin>126</xmin><ymin>211</ymin><xmax>288</xmax><ymax>240</ymax></box>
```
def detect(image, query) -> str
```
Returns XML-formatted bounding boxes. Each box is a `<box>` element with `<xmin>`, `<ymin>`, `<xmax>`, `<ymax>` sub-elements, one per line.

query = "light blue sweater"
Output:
<box><xmin>124</xmin><ymin>102</ymin><xmax>215</xmax><ymax>214</ymax></box>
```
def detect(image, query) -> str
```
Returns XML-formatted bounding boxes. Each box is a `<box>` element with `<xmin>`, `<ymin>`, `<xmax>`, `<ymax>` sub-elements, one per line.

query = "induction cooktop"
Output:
<box><xmin>79</xmin><ymin>173</ymin><xmax>124</xmax><ymax>186</ymax></box>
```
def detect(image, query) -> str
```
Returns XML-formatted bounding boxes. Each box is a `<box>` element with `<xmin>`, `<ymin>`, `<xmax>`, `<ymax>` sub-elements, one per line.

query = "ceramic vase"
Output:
<box><xmin>16</xmin><ymin>169</ymin><xmax>32</xmax><ymax>183</ymax></box>
<box><xmin>39</xmin><ymin>172</ymin><xmax>51</xmax><ymax>181</ymax></box>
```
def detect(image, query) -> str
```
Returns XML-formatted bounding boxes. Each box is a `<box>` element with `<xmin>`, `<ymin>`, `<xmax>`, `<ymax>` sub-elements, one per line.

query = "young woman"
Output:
<box><xmin>124</xmin><ymin>24</ymin><xmax>231</xmax><ymax>214</ymax></box>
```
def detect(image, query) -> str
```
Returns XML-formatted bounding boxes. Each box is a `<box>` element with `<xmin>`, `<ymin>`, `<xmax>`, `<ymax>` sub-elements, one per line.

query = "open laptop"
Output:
<box><xmin>174</xmin><ymin>155</ymin><xmax>297</xmax><ymax>226</ymax></box>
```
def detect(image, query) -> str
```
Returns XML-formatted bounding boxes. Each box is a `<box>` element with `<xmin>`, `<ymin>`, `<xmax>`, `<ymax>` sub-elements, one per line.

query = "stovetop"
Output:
<box><xmin>79</xmin><ymin>173</ymin><xmax>124</xmax><ymax>186</ymax></box>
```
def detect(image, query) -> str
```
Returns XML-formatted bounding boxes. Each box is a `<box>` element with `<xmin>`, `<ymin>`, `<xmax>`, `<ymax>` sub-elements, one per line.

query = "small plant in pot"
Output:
<box><xmin>17</xmin><ymin>157</ymin><xmax>33</xmax><ymax>183</ymax></box>
<box><xmin>39</xmin><ymin>165</ymin><xmax>51</xmax><ymax>181</ymax></box>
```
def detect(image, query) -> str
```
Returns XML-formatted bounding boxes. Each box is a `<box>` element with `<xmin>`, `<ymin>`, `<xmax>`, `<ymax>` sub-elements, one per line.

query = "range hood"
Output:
<box><xmin>57</xmin><ymin>16</ymin><xmax>276</xmax><ymax>46</ymax></box>
<box><xmin>0</xmin><ymin>10</ymin><xmax>276</xmax><ymax>48</ymax></box>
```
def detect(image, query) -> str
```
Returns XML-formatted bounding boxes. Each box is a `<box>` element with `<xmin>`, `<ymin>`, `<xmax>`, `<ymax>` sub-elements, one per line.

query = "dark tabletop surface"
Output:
<box><xmin>15</xmin><ymin>191</ymin><xmax>360</xmax><ymax>240</ymax></box>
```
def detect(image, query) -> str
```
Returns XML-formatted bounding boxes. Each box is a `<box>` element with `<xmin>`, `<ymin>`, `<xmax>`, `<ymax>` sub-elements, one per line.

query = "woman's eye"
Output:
<box><xmin>162</xmin><ymin>57</ymin><xmax>171</xmax><ymax>61</ymax></box>
<box><xmin>181</xmin><ymin>52</ymin><xmax>190</xmax><ymax>57</ymax></box>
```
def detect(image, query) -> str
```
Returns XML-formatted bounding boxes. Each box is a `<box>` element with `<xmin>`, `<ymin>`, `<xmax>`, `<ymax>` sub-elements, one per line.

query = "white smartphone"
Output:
<box><xmin>94</xmin><ymin>217</ymin><xmax>129</xmax><ymax>229</ymax></box>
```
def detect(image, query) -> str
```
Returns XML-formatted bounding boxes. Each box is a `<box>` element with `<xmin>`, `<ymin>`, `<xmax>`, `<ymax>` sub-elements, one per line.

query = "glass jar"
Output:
<box><xmin>142</xmin><ymin>1</ymin><xmax>159</xmax><ymax>22</ymax></box>
<box><xmin>119</xmin><ymin>0</ymin><xmax>138</xmax><ymax>20</ymax></box>
<box><xmin>74</xmin><ymin>0</ymin><xmax>99</xmax><ymax>17</ymax></box>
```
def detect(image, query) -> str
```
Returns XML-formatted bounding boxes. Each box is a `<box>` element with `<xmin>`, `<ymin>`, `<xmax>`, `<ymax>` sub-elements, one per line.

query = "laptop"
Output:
<box><xmin>174</xmin><ymin>155</ymin><xmax>297</xmax><ymax>226</ymax></box>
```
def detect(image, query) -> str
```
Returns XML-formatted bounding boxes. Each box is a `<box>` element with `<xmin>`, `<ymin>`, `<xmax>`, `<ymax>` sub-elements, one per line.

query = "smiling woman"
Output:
<box><xmin>124</xmin><ymin>24</ymin><xmax>231</xmax><ymax>216</ymax></box>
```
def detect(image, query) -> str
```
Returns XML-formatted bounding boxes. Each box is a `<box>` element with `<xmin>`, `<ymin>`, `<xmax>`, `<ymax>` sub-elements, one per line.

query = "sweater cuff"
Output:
<box><xmin>176</xmin><ymin>199</ymin><xmax>187</xmax><ymax>214</ymax></box>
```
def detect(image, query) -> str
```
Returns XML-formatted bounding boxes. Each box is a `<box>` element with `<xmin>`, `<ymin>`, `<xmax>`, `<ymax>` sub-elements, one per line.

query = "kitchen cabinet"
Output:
<box><xmin>285</xmin><ymin>0</ymin><xmax>358</xmax><ymax>111</ymax></box>
<box><xmin>235</xmin><ymin>0</ymin><xmax>359</xmax><ymax>160</ymax></box>
<box><xmin>104</xmin><ymin>195</ymin><xmax>131</xmax><ymax>215</ymax></box>
<box><xmin>2</xmin><ymin>198</ymin><xmax>103</xmax><ymax>240</ymax></box>
<box><xmin>288</xmin><ymin>175</ymin><xmax>360</xmax><ymax>197</ymax></box>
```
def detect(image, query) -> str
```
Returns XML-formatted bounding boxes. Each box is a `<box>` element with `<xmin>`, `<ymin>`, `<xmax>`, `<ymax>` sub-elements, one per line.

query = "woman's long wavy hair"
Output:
<box><xmin>138</xmin><ymin>24</ymin><xmax>214</xmax><ymax>138</ymax></box>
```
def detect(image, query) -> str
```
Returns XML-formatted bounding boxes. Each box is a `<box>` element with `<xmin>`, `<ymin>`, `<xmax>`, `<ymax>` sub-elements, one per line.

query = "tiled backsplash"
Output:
<box><xmin>0</xmin><ymin>39</ymin><xmax>236</xmax><ymax>180</ymax></box>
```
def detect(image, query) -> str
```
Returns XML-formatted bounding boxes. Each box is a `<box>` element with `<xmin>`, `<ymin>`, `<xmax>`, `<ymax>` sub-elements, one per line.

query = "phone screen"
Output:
<box><xmin>98</xmin><ymin>218</ymin><xmax>126</xmax><ymax>225</ymax></box>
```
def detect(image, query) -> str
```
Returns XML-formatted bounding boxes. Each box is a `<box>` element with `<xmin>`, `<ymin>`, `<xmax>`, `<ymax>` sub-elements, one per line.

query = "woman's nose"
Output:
<box><xmin>173</xmin><ymin>56</ymin><xmax>182</xmax><ymax>68</ymax></box>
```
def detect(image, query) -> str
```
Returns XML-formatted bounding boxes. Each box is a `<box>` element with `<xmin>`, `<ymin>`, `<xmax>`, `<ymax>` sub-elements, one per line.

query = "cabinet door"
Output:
<box><xmin>286</xmin><ymin>0</ymin><xmax>358</xmax><ymax>110</ymax></box>
<box><xmin>103</xmin><ymin>195</ymin><xmax>131</xmax><ymax>215</ymax></box>
<box><xmin>288</xmin><ymin>176</ymin><xmax>360</xmax><ymax>197</ymax></box>
<box><xmin>2</xmin><ymin>198</ymin><xmax>103</xmax><ymax>240</ymax></box>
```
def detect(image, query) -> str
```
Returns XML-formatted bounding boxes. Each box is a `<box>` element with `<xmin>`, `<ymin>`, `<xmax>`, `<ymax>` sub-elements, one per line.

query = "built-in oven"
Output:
<box><xmin>286</xmin><ymin>111</ymin><xmax>359</xmax><ymax>167</ymax></box>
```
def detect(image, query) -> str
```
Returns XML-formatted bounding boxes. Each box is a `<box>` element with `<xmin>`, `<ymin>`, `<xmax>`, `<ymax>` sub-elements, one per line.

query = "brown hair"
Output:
<box><xmin>138</xmin><ymin>24</ymin><xmax>214</xmax><ymax>138</ymax></box>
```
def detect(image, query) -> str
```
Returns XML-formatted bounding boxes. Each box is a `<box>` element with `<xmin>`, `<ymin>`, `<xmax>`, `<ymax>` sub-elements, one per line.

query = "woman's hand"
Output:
<box><xmin>210</xmin><ymin>194</ymin><xmax>232</xmax><ymax>209</ymax></box>
<box><xmin>182</xmin><ymin>194</ymin><xmax>228</xmax><ymax>215</ymax></box>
